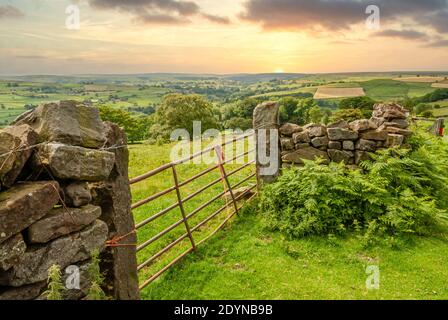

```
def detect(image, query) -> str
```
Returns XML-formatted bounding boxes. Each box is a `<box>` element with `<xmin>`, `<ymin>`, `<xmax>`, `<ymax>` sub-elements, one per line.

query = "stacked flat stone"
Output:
<box><xmin>0</xmin><ymin>101</ymin><xmax>139</xmax><ymax>300</ymax></box>
<box><xmin>280</xmin><ymin>103</ymin><xmax>411</xmax><ymax>167</ymax></box>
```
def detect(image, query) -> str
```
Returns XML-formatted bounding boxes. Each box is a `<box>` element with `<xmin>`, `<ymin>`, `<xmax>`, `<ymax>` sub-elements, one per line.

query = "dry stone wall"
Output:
<box><xmin>0</xmin><ymin>101</ymin><xmax>139</xmax><ymax>300</ymax></box>
<box><xmin>280</xmin><ymin>103</ymin><xmax>412</xmax><ymax>167</ymax></box>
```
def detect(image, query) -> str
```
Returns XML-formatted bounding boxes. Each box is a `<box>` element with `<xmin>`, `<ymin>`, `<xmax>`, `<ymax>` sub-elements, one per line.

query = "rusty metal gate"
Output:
<box><xmin>129</xmin><ymin>133</ymin><xmax>257</xmax><ymax>291</ymax></box>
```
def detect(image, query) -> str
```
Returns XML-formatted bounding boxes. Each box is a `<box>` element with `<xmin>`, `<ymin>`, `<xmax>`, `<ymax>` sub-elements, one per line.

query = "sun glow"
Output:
<box><xmin>274</xmin><ymin>68</ymin><xmax>285</xmax><ymax>73</ymax></box>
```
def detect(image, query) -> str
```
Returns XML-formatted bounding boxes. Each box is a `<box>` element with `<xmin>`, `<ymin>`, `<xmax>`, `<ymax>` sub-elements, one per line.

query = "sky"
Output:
<box><xmin>0</xmin><ymin>0</ymin><xmax>448</xmax><ymax>75</ymax></box>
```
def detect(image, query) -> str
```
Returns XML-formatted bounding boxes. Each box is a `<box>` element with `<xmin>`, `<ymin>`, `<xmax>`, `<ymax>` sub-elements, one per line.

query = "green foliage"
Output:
<box><xmin>278</xmin><ymin>97</ymin><xmax>299</xmax><ymax>123</ymax></box>
<box><xmin>44</xmin><ymin>265</ymin><xmax>65</xmax><ymax>300</ymax></box>
<box><xmin>233</xmin><ymin>98</ymin><xmax>259</xmax><ymax>118</ymax></box>
<box><xmin>329</xmin><ymin>108</ymin><xmax>364</xmax><ymax>123</ymax></box>
<box><xmin>223</xmin><ymin>117</ymin><xmax>253</xmax><ymax>130</ymax></box>
<box><xmin>260</xmin><ymin>132</ymin><xmax>448</xmax><ymax>244</ymax></box>
<box><xmin>339</xmin><ymin>96</ymin><xmax>376</xmax><ymax>118</ymax></box>
<box><xmin>99</xmin><ymin>106</ymin><xmax>152</xmax><ymax>143</ymax></box>
<box><xmin>415</xmin><ymin>103</ymin><xmax>432</xmax><ymax>115</ymax></box>
<box><xmin>86</xmin><ymin>250</ymin><xmax>108</xmax><ymax>300</ymax></box>
<box><xmin>308</xmin><ymin>106</ymin><xmax>324</xmax><ymax>124</ymax></box>
<box><xmin>152</xmin><ymin>94</ymin><xmax>218</xmax><ymax>141</ymax></box>
<box><xmin>294</xmin><ymin>98</ymin><xmax>317</xmax><ymax>125</ymax></box>
<box><xmin>420</xmin><ymin>110</ymin><xmax>434</xmax><ymax>118</ymax></box>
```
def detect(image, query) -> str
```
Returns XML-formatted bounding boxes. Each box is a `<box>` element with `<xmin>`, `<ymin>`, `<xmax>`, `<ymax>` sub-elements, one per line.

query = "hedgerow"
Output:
<box><xmin>259</xmin><ymin>131</ymin><xmax>448</xmax><ymax>244</ymax></box>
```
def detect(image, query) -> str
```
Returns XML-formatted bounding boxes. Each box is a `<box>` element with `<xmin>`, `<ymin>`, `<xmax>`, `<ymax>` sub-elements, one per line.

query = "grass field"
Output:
<box><xmin>143</xmin><ymin>203</ymin><xmax>448</xmax><ymax>300</ymax></box>
<box><xmin>130</xmin><ymin>140</ymin><xmax>448</xmax><ymax>300</ymax></box>
<box><xmin>394</xmin><ymin>76</ymin><xmax>445</xmax><ymax>83</ymax></box>
<box><xmin>128</xmin><ymin>138</ymin><xmax>256</xmax><ymax>297</ymax></box>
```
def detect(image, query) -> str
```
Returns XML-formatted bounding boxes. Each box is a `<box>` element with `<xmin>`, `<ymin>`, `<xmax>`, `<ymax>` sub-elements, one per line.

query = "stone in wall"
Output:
<box><xmin>61</xmin><ymin>181</ymin><xmax>92</xmax><ymax>208</ymax></box>
<box><xmin>342</xmin><ymin>141</ymin><xmax>355</xmax><ymax>151</ymax></box>
<box><xmin>0</xmin><ymin>125</ymin><xmax>38</xmax><ymax>189</ymax></box>
<box><xmin>282</xmin><ymin>146</ymin><xmax>330</xmax><ymax>165</ymax></box>
<box><xmin>328</xmin><ymin>141</ymin><xmax>342</xmax><ymax>150</ymax></box>
<box><xmin>327</xmin><ymin>120</ymin><xmax>349</xmax><ymax>129</ymax></box>
<box><xmin>349</xmin><ymin>119</ymin><xmax>377</xmax><ymax>132</ymax></box>
<box><xmin>311</xmin><ymin>136</ymin><xmax>329</xmax><ymax>148</ymax></box>
<box><xmin>33</xmin><ymin>143</ymin><xmax>115</xmax><ymax>181</ymax></box>
<box><xmin>13</xmin><ymin>100</ymin><xmax>106</xmax><ymax>149</ymax></box>
<box><xmin>279</xmin><ymin>123</ymin><xmax>302</xmax><ymax>136</ymax></box>
<box><xmin>327</xmin><ymin>128</ymin><xmax>358</xmax><ymax>141</ymax></box>
<box><xmin>0</xmin><ymin>220</ymin><xmax>108</xmax><ymax>287</ymax></box>
<box><xmin>373</xmin><ymin>103</ymin><xmax>408</xmax><ymax>120</ymax></box>
<box><xmin>0</xmin><ymin>181</ymin><xmax>60</xmax><ymax>244</ymax></box>
<box><xmin>385</xmin><ymin>134</ymin><xmax>405</xmax><ymax>147</ymax></box>
<box><xmin>328</xmin><ymin>149</ymin><xmax>354</xmax><ymax>165</ymax></box>
<box><xmin>356</xmin><ymin>139</ymin><xmax>377</xmax><ymax>152</ymax></box>
<box><xmin>0</xmin><ymin>281</ymin><xmax>46</xmax><ymax>300</ymax></box>
<box><xmin>27</xmin><ymin>205</ymin><xmax>102</xmax><ymax>244</ymax></box>
<box><xmin>304</xmin><ymin>124</ymin><xmax>327</xmax><ymax>138</ymax></box>
<box><xmin>0</xmin><ymin>234</ymin><xmax>26</xmax><ymax>271</ymax></box>
<box><xmin>280</xmin><ymin>138</ymin><xmax>294</xmax><ymax>151</ymax></box>
<box><xmin>293</xmin><ymin>131</ymin><xmax>311</xmax><ymax>144</ymax></box>
<box><xmin>359</xmin><ymin>130</ymin><xmax>388</xmax><ymax>141</ymax></box>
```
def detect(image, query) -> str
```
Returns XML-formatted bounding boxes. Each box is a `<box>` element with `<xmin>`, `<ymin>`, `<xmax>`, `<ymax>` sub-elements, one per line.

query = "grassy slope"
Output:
<box><xmin>144</xmin><ymin>208</ymin><xmax>448</xmax><ymax>300</ymax></box>
<box><xmin>128</xmin><ymin>140</ymin><xmax>256</xmax><ymax>290</ymax></box>
<box><xmin>131</xmin><ymin>143</ymin><xmax>448</xmax><ymax>300</ymax></box>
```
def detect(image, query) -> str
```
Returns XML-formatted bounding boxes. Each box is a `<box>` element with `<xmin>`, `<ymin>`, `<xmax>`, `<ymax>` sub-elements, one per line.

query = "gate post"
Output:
<box><xmin>253</xmin><ymin>101</ymin><xmax>281</xmax><ymax>188</ymax></box>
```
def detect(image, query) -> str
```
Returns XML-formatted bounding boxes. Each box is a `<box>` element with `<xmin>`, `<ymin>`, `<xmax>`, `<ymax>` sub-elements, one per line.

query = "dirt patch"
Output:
<box><xmin>314</xmin><ymin>87</ymin><xmax>365</xmax><ymax>99</ymax></box>
<box><xmin>394</xmin><ymin>77</ymin><xmax>446</xmax><ymax>83</ymax></box>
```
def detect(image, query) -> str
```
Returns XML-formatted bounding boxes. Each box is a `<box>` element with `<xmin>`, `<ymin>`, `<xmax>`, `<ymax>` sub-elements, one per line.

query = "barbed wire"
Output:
<box><xmin>0</xmin><ymin>142</ymin><xmax>128</xmax><ymax>159</ymax></box>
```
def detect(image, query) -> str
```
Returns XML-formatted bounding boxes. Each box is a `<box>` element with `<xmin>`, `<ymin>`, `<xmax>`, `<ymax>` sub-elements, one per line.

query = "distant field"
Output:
<box><xmin>432</xmin><ymin>83</ymin><xmax>448</xmax><ymax>88</ymax></box>
<box><xmin>361</xmin><ymin>79</ymin><xmax>434</xmax><ymax>101</ymax></box>
<box><xmin>314</xmin><ymin>87</ymin><xmax>365</xmax><ymax>99</ymax></box>
<box><xmin>394</xmin><ymin>76</ymin><xmax>445</xmax><ymax>83</ymax></box>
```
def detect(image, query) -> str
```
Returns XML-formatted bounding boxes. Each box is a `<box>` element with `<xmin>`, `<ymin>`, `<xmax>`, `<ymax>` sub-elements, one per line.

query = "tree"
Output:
<box><xmin>99</xmin><ymin>106</ymin><xmax>152</xmax><ymax>143</ymax></box>
<box><xmin>294</xmin><ymin>98</ymin><xmax>317</xmax><ymax>125</ymax></box>
<box><xmin>421</xmin><ymin>110</ymin><xmax>434</xmax><ymax>118</ymax></box>
<box><xmin>415</xmin><ymin>103</ymin><xmax>432</xmax><ymax>116</ymax></box>
<box><xmin>308</xmin><ymin>106</ymin><xmax>324</xmax><ymax>124</ymax></box>
<box><xmin>224</xmin><ymin>117</ymin><xmax>253</xmax><ymax>130</ymax></box>
<box><xmin>154</xmin><ymin>94</ymin><xmax>218</xmax><ymax>140</ymax></box>
<box><xmin>278</xmin><ymin>97</ymin><xmax>298</xmax><ymax>123</ymax></box>
<box><xmin>330</xmin><ymin>109</ymin><xmax>364</xmax><ymax>123</ymax></box>
<box><xmin>233</xmin><ymin>97</ymin><xmax>259</xmax><ymax>119</ymax></box>
<box><xmin>339</xmin><ymin>96</ymin><xmax>376</xmax><ymax>118</ymax></box>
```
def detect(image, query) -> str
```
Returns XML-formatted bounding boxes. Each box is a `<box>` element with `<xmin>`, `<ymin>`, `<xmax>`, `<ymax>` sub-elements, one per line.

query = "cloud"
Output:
<box><xmin>201</xmin><ymin>13</ymin><xmax>230</xmax><ymax>25</ymax></box>
<box><xmin>87</xmin><ymin>0</ymin><xmax>229</xmax><ymax>25</ymax></box>
<box><xmin>375</xmin><ymin>29</ymin><xmax>428</xmax><ymax>40</ymax></box>
<box><xmin>0</xmin><ymin>5</ymin><xmax>24</xmax><ymax>19</ymax></box>
<box><xmin>240</xmin><ymin>0</ymin><xmax>448</xmax><ymax>33</ymax></box>
<box><xmin>426</xmin><ymin>39</ymin><xmax>448</xmax><ymax>47</ymax></box>
<box><xmin>135</xmin><ymin>13</ymin><xmax>190</xmax><ymax>25</ymax></box>
<box><xmin>15</xmin><ymin>55</ymin><xmax>49</xmax><ymax>59</ymax></box>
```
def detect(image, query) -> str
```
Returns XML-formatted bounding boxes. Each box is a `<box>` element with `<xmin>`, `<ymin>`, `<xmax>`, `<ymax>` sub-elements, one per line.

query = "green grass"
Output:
<box><xmin>128</xmin><ymin>139</ymin><xmax>256</xmax><ymax>290</ymax></box>
<box><xmin>132</xmin><ymin>141</ymin><xmax>448</xmax><ymax>300</ymax></box>
<box><xmin>143</xmin><ymin>206</ymin><xmax>448</xmax><ymax>300</ymax></box>
<box><xmin>361</xmin><ymin>79</ymin><xmax>434</xmax><ymax>101</ymax></box>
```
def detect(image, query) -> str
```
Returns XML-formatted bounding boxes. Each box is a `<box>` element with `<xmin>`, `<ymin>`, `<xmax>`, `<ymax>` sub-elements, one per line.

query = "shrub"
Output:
<box><xmin>260</xmin><ymin>132</ymin><xmax>448</xmax><ymax>243</ymax></box>
<box><xmin>44</xmin><ymin>265</ymin><xmax>65</xmax><ymax>300</ymax></box>
<box><xmin>329</xmin><ymin>108</ymin><xmax>364</xmax><ymax>123</ymax></box>
<box><xmin>86</xmin><ymin>250</ymin><xmax>108</xmax><ymax>300</ymax></box>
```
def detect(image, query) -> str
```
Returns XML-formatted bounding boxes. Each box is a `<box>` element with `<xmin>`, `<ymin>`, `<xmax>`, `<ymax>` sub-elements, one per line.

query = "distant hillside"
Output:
<box><xmin>0</xmin><ymin>73</ymin><xmax>309</xmax><ymax>85</ymax></box>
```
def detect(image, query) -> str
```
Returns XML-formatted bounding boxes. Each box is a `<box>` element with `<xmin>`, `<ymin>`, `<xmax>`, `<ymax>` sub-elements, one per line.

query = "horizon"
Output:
<box><xmin>2</xmin><ymin>70</ymin><xmax>448</xmax><ymax>78</ymax></box>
